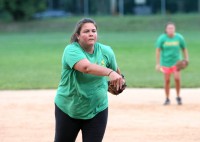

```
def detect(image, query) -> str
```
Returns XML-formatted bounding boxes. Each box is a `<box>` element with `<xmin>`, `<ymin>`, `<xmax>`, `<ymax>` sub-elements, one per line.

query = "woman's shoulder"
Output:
<box><xmin>175</xmin><ymin>33</ymin><xmax>184</xmax><ymax>37</ymax></box>
<box><xmin>64</xmin><ymin>42</ymin><xmax>81</xmax><ymax>51</ymax></box>
<box><xmin>66</xmin><ymin>42</ymin><xmax>79</xmax><ymax>48</ymax></box>
<box><xmin>95</xmin><ymin>42</ymin><xmax>114</xmax><ymax>55</ymax></box>
<box><xmin>156</xmin><ymin>33</ymin><xmax>167</xmax><ymax>42</ymax></box>
<box><xmin>95</xmin><ymin>42</ymin><xmax>110</xmax><ymax>48</ymax></box>
<box><xmin>158</xmin><ymin>33</ymin><xmax>167</xmax><ymax>38</ymax></box>
<box><xmin>95</xmin><ymin>42</ymin><xmax>112</xmax><ymax>51</ymax></box>
<box><xmin>175</xmin><ymin>33</ymin><xmax>185</xmax><ymax>40</ymax></box>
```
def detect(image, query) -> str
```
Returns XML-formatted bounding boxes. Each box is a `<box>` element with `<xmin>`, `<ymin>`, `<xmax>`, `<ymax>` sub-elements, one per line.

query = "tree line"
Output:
<box><xmin>0</xmin><ymin>0</ymin><xmax>199</xmax><ymax>21</ymax></box>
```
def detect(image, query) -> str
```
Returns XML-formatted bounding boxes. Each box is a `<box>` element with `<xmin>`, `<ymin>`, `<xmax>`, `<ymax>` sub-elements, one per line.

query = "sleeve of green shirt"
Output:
<box><xmin>64</xmin><ymin>43</ymin><xmax>86</xmax><ymax>69</ymax></box>
<box><xmin>105</xmin><ymin>46</ymin><xmax>118</xmax><ymax>71</ymax></box>
<box><xmin>109</xmin><ymin>54</ymin><xmax>117</xmax><ymax>71</ymax></box>
<box><xmin>156</xmin><ymin>34</ymin><xmax>164</xmax><ymax>48</ymax></box>
<box><xmin>178</xmin><ymin>34</ymin><xmax>186</xmax><ymax>49</ymax></box>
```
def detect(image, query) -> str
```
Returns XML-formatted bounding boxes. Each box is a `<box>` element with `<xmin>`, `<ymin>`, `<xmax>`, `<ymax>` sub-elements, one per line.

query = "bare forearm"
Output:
<box><xmin>82</xmin><ymin>63</ymin><xmax>113</xmax><ymax>76</ymax></box>
<box><xmin>156</xmin><ymin>48</ymin><xmax>160</xmax><ymax>64</ymax></box>
<box><xmin>74</xmin><ymin>59</ymin><xmax>117</xmax><ymax>77</ymax></box>
<box><xmin>183</xmin><ymin>48</ymin><xmax>189</xmax><ymax>61</ymax></box>
<box><xmin>74</xmin><ymin>59</ymin><xmax>123</xmax><ymax>89</ymax></box>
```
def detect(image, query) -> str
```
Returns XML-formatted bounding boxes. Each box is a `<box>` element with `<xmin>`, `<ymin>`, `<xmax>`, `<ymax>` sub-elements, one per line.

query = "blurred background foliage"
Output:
<box><xmin>0</xmin><ymin>0</ymin><xmax>200</xmax><ymax>22</ymax></box>
<box><xmin>0</xmin><ymin>0</ymin><xmax>46</xmax><ymax>21</ymax></box>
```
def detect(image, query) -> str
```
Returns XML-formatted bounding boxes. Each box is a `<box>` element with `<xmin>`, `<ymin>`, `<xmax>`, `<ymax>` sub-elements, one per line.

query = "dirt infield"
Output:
<box><xmin>0</xmin><ymin>88</ymin><xmax>200</xmax><ymax>142</ymax></box>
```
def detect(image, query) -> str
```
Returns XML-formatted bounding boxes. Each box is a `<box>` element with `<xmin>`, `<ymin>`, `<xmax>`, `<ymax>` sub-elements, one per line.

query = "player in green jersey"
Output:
<box><xmin>155</xmin><ymin>22</ymin><xmax>189</xmax><ymax>105</ymax></box>
<box><xmin>54</xmin><ymin>18</ymin><xmax>124</xmax><ymax>142</ymax></box>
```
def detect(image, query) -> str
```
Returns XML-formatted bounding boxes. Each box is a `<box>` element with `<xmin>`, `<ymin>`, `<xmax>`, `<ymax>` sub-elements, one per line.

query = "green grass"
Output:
<box><xmin>100</xmin><ymin>31</ymin><xmax>200</xmax><ymax>88</ymax></box>
<box><xmin>0</xmin><ymin>14</ymin><xmax>200</xmax><ymax>89</ymax></box>
<box><xmin>0</xmin><ymin>33</ymin><xmax>67</xmax><ymax>89</ymax></box>
<box><xmin>1</xmin><ymin>14</ymin><xmax>200</xmax><ymax>33</ymax></box>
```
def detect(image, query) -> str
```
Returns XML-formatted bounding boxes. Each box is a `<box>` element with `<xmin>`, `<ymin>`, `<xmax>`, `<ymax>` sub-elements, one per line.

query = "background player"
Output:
<box><xmin>155</xmin><ymin>22</ymin><xmax>189</xmax><ymax>105</ymax></box>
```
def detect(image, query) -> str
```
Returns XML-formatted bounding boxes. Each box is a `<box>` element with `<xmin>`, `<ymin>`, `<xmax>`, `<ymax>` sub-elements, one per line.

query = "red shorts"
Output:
<box><xmin>160</xmin><ymin>66</ymin><xmax>177</xmax><ymax>74</ymax></box>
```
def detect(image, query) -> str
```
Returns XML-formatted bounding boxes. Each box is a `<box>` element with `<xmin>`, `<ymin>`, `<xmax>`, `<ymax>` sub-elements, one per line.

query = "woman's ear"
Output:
<box><xmin>76</xmin><ymin>33</ymin><xmax>79</xmax><ymax>40</ymax></box>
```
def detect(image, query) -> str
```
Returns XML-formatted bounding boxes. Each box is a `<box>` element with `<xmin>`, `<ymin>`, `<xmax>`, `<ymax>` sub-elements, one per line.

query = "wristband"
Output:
<box><xmin>108</xmin><ymin>70</ymin><xmax>114</xmax><ymax>76</ymax></box>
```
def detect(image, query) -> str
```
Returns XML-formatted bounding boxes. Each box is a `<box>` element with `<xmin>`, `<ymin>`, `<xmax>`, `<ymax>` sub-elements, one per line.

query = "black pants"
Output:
<box><xmin>54</xmin><ymin>104</ymin><xmax>108</xmax><ymax>142</ymax></box>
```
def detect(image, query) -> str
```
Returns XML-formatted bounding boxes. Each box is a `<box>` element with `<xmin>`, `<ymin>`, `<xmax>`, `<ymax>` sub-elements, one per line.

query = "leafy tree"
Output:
<box><xmin>0</xmin><ymin>0</ymin><xmax>46</xmax><ymax>21</ymax></box>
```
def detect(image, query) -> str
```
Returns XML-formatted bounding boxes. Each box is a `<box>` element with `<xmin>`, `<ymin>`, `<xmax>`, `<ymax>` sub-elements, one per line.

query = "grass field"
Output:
<box><xmin>0</xmin><ymin>14</ymin><xmax>199</xmax><ymax>89</ymax></box>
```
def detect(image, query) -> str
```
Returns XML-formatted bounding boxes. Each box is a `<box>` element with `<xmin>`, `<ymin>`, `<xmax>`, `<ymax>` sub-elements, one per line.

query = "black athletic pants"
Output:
<box><xmin>54</xmin><ymin>104</ymin><xmax>108</xmax><ymax>142</ymax></box>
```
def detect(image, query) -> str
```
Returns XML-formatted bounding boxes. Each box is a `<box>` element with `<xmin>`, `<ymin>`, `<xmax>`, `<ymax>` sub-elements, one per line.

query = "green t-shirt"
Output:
<box><xmin>55</xmin><ymin>42</ymin><xmax>117</xmax><ymax>119</ymax></box>
<box><xmin>156</xmin><ymin>33</ymin><xmax>186</xmax><ymax>67</ymax></box>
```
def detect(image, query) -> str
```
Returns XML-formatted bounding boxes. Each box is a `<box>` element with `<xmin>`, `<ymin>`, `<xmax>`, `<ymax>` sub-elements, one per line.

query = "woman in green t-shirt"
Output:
<box><xmin>54</xmin><ymin>18</ymin><xmax>124</xmax><ymax>142</ymax></box>
<box><xmin>155</xmin><ymin>22</ymin><xmax>189</xmax><ymax>105</ymax></box>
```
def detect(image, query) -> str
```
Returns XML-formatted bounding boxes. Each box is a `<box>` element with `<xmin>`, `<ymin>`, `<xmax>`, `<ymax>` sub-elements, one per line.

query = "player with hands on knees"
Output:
<box><xmin>54</xmin><ymin>18</ymin><xmax>126</xmax><ymax>142</ymax></box>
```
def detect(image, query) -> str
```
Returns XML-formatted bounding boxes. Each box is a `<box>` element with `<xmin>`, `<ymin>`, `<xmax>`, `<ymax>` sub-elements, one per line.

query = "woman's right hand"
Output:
<box><xmin>155</xmin><ymin>64</ymin><xmax>161</xmax><ymax>72</ymax></box>
<box><xmin>108</xmin><ymin>71</ymin><xmax>124</xmax><ymax>91</ymax></box>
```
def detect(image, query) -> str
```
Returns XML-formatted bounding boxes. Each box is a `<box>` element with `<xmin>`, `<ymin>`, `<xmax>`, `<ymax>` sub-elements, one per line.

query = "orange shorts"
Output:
<box><xmin>160</xmin><ymin>66</ymin><xmax>177</xmax><ymax>74</ymax></box>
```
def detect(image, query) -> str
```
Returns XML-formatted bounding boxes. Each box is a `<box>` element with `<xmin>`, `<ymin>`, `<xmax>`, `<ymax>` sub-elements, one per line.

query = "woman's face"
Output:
<box><xmin>166</xmin><ymin>24</ymin><xmax>176</xmax><ymax>37</ymax></box>
<box><xmin>77</xmin><ymin>23</ymin><xmax>97</xmax><ymax>47</ymax></box>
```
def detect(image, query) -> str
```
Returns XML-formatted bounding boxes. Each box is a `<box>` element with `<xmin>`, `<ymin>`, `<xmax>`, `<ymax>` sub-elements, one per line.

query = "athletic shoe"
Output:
<box><xmin>163</xmin><ymin>98</ymin><xmax>170</xmax><ymax>105</ymax></box>
<box><xmin>176</xmin><ymin>97</ymin><xmax>182</xmax><ymax>105</ymax></box>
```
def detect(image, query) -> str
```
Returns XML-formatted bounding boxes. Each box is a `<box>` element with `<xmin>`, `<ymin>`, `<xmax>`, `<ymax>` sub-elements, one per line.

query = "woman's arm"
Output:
<box><xmin>74</xmin><ymin>59</ymin><xmax>124</xmax><ymax>90</ymax></box>
<box><xmin>74</xmin><ymin>59</ymin><xmax>113</xmax><ymax>76</ymax></box>
<box><xmin>182</xmin><ymin>48</ymin><xmax>189</xmax><ymax>62</ymax></box>
<box><xmin>155</xmin><ymin>48</ymin><xmax>161</xmax><ymax>71</ymax></box>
